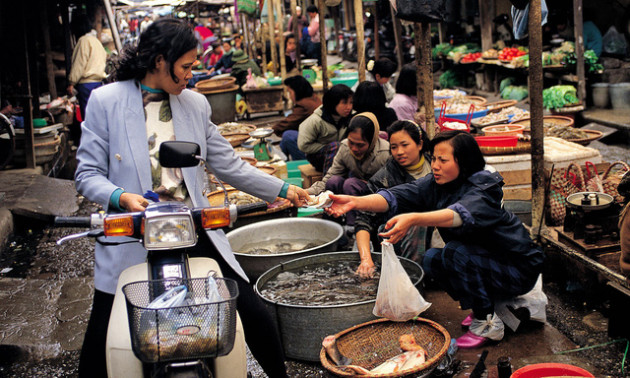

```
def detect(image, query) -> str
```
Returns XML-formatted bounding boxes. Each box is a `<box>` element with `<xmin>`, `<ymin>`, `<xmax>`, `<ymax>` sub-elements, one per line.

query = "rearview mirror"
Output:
<box><xmin>159</xmin><ymin>141</ymin><xmax>201</xmax><ymax>168</ymax></box>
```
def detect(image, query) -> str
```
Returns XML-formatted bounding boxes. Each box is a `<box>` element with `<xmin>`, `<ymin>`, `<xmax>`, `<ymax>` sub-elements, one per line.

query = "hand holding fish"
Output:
<box><xmin>286</xmin><ymin>185</ymin><xmax>311</xmax><ymax>207</ymax></box>
<box><xmin>379</xmin><ymin>213</ymin><xmax>419</xmax><ymax>244</ymax></box>
<box><xmin>324</xmin><ymin>193</ymin><xmax>357</xmax><ymax>217</ymax></box>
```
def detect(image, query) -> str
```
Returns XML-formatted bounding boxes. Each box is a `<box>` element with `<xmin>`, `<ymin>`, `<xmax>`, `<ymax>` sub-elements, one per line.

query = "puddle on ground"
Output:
<box><xmin>236</xmin><ymin>238</ymin><xmax>327</xmax><ymax>255</ymax></box>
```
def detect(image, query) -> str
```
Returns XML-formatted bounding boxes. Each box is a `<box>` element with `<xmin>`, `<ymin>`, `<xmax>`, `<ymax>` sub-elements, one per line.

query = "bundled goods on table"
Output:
<box><xmin>542</xmin><ymin>85</ymin><xmax>580</xmax><ymax>110</ymax></box>
<box><xmin>244</xmin><ymin>70</ymin><xmax>270</xmax><ymax>90</ymax></box>
<box><xmin>481</xmin><ymin>48</ymin><xmax>499</xmax><ymax>60</ymax></box>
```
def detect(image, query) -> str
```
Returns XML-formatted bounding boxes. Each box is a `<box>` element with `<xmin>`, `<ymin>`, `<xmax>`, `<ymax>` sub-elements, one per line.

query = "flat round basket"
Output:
<box><xmin>485</xmin><ymin>99</ymin><xmax>518</xmax><ymax>113</ymax></box>
<box><xmin>565</xmin><ymin>129</ymin><xmax>603</xmax><ymax>146</ymax></box>
<box><xmin>320</xmin><ymin>318</ymin><xmax>450</xmax><ymax>378</ymax></box>
<box><xmin>442</xmin><ymin>95</ymin><xmax>487</xmax><ymax>107</ymax></box>
<box><xmin>195</xmin><ymin>77</ymin><xmax>237</xmax><ymax>93</ymax></box>
<box><xmin>480</xmin><ymin>141</ymin><xmax>531</xmax><ymax>155</ymax></box>
<box><xmin>510</xmin><ymin>115</ymin><xmax>574</xmax><ymax>130</ymax></box>
<box><xmin>224</xmin><ymin>134</ymin><xmax>250</xmax><ymax>147</ymax></box>
<box><xmin>217</xmin><ymin>122</ymin><xmax>257</xmax><ymax>136</ymax></box>
<box><xmin>207</xmin><ymin>188</ymin><xmax>291</xmax><ymax>217</ymax></box>
<box><xmin>257</xmin><ymin>165</ymin><xmax>277</xmax><ymax>176</ymax></box>
<box><xmin>241</xmin><ymin>156</ymin><xmax>257</xmax><ymax>166</ymax></box>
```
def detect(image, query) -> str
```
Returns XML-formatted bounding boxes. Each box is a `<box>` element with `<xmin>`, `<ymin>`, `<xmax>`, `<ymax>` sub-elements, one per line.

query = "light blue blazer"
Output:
<box><xmin>75</xmin><ymin>80</ymin><xmax>284</xmax><ymax>294</ymax></box>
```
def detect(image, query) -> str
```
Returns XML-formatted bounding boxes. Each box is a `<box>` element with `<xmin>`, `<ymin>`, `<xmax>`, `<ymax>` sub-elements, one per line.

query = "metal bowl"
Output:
<box><xmin>254</xmin><ymin>251</ymin><xmax>425</xmax><ymax>361</ymax></box>
<box><xmin>226</xmin><ymin>218</ymin><xmax>344</xmax><ymax>281</ymax></box>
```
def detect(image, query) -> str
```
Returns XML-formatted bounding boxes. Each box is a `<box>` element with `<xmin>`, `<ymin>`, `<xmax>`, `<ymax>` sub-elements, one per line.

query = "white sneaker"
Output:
<box><xmin>469</xmin><ymin>313</ymin><xmax>505</xmax><ymax>341</ymax></box>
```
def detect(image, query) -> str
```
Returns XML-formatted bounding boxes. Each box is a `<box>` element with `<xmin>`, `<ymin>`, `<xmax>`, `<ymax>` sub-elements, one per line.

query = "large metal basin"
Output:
<box><xmin>254</xmin><ymin>251</ymin><xmax>425</xmax><ymax>362</ymax></box>
<box><xmin>226</xmin><ymin>218</ymin><xmax>343</xmax><ymax>281</ymax></box>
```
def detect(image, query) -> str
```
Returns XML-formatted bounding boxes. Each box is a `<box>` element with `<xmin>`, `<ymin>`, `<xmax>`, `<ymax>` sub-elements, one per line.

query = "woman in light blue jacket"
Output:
<box><xmin>75</xmin><ymin>19</ymin><xmax>307</xmax><ymax>378</ymax></box>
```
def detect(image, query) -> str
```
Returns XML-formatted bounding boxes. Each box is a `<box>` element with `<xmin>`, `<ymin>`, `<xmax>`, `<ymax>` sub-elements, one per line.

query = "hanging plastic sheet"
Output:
<box><xmin>511</xmin><ymin>0</ymin><xmax>548</xmax><ymax>40</ymax></box>
<box><xmin>390</xmin><ymin>0</ymin><xmax>446</xmax><ymax>24</ymax></box>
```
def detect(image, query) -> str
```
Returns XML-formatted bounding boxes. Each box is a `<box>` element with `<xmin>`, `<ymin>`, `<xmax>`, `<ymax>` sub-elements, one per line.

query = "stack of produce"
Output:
<box><xmin>460</xmin><ymin>52</ymin><xmax>482</xmax><ymax>63</ymax></box>
<box><xmin>498</xmin><ymin>47</ymin><xmax>528</xmax><ymax>61</ymax></box>
<box><xmin>542</xmin><ymin>85</ymin><xmax>580</xmax><ymax>110</ymax></box>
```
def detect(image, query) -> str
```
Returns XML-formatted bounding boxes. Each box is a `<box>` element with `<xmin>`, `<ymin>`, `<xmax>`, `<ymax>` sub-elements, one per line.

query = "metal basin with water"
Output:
<box><xmin>226</xmin><ymin>218</ymin><xmax>343</xmax><ymax>281</ymax></box>
<box><xmin>254</xmin><ymin>251</ymin><xmax>425</xmax><ymax>361</ymax></box>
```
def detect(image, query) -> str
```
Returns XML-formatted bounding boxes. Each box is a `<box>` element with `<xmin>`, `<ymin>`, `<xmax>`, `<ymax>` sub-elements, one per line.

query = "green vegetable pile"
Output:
<box><xmin>439</xmin><ymin>70</ymin><xmax>463</xmax><ymax>89</ymax></box>
<box><xmin>542</xmin><ymin>85</ymin><xmax>580</xmax><ymax>110</ymax></box>
<box><xmin>501</xmin><ymin>85</ymin><xmax>528</xmax><ymax>101</ymax></box>
<box><xmin>584</xmin><ymin>50</ymin><xmax>604</xmax><ymax>73</ymax></box>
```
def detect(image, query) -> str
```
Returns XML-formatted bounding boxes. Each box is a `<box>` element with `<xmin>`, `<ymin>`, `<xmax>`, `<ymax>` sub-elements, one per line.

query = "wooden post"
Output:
<box><xmin>343</xmin><ymin>0</ymin><xmax>351</xmax><ymax>30</ymax></box>
<box><xmin>438</xmin><ymin>23</ymin><xmax>445</xmax><ymax>44</ymax></box>
<box><xmin>290</xmin><ymin>0</ymin><xmax>301</xmax><ymax>71</ymax></box>
<box><xmin>373</xmin><ymin>4</ymin><xmax>380</xmax><ymax>60</ymax></box>
<box><xmin>573</xmin><ymin>0</ymin><xmax>586</xmax><ymax>102</ymax></box>
<box><xmin>390</xmin><ymin>5</ymin><xmax>404</xmax><ymax>70</ymax></box>
<box><xmin>479</xmin><ymin>0</ymin><xmax>494</xmax><ymax>52</ymax></box>
<box><xmin>354</xmin><ymin>0</ymin><xmax>366</xmax><ymax>82</ymax></box>
<box><xmin>415</xmin><ymin>23</ymin><xmax>434</xmax><ymax>138</ymax></box>
<box><xmin>266</xmin><ymin>0</ymin><xmax>278</xmax><ymax>75</ymax></box>
<box><xmin>529</xmin><ymin>0</ymin><xmax>545</xmax><ymax>238</ymax></box>
<box><xmin>333</xmin><ymin>6</ymin><xmax>341</xmax><ymax>55</ymax></box>
<box><xmin>102</xmin><ymin>0</ymin><xmax>122</xmax><ymax>52</ymax></box>
<box><xmin>61</xmin><ymin>0</ymin><xmax>72</xmax><ymax>82</ymax></box>
<box><xmin>261</xmin><ymin>21</ymin><xmax>268</xmax><ymax>75</ymax></box>
<box><xmin>22</xmin><ymin>7</ymin><xmax>36</xmax><ymax>168</ymax></box>
<box><xmin>276</xmin><ymin>0</ymin><xmax>286</xmax><ymax>80</ymax></box>
<box><xmin>40</xmin><ymin>1</ymin><xmax>57</xmax><ymax>99</ymax></box>
<box><xmin>318</xmin><ymin>0</ymin><xmax>329</xmax><ymax>92</ymax></box>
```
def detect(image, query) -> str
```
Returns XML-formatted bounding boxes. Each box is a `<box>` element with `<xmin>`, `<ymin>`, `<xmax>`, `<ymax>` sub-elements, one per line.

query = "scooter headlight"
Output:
<box><xmin>144</xmin><ymin>214</ymin><xmax>196</xmax><ymax>250</ymax></box>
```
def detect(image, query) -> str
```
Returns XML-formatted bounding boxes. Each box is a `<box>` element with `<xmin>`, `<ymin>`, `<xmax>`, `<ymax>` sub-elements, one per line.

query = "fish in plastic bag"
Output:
<box><xmin>373</xmin><ymin>242</ymin><xmax>431</xmax><ymax>321</ymax></box>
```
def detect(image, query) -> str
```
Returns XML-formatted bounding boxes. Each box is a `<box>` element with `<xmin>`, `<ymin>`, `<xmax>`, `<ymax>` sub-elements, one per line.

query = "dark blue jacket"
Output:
<box><xmin>379</xmin><ymin>170</ymin><xmax>543</xmax><ymax>272</ymax></box>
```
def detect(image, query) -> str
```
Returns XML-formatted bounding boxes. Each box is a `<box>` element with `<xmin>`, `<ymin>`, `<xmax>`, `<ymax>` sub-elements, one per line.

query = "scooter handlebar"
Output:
<box><xmin>236</xmin><ymin>201</ymin><xmax>268</xmax><ymax>216</ymax></box>
<box><xmin>54</xmin><ymin>216</ymin><xmax>92</xmax><ymax>228</ymax></box>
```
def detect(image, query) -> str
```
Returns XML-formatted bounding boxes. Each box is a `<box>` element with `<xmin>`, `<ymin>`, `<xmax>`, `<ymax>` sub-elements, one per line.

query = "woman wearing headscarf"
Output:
<box><xmin>307</xmin><ymin>112</ymin><xmax>390</xmax><ymax>228</ymax></box>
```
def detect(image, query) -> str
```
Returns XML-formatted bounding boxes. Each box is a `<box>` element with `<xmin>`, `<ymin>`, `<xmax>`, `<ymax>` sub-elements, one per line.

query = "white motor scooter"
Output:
<box><xmin>56</xmin><ymin>141</ymin><xmax>262</xmax><ymax>377</ymax></box>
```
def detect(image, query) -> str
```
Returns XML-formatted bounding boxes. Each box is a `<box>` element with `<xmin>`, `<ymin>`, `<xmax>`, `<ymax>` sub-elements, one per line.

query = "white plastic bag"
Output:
<box><xmin>495</xmin><ymin>274</ymin><xmax>547</xmax><ymax>331</ymax></box>
<box><xmin>603</xmin><ymin>26</ymin><xmax>627</xmax><ymax>55</ymax></box>
<box><xmin>373</xmin><ymin>242</ymin><xmax>431</xmax><ymax>321</ymax></box>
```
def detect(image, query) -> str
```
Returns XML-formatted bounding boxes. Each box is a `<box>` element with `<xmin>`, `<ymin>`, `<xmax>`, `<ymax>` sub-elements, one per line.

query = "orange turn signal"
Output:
<box><xmin>104</xmin><ymin>215</ymin><xmax>134</xmax><ymax>236</ymax></box>
<box><xmin>201</xmin><ymin>208</ymin><xmax>231</xmax><ymax>229</ymax></box>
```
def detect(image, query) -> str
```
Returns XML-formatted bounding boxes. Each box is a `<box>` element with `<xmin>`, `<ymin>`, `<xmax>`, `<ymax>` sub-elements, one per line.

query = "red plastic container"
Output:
<box><xmin>474</xmin><ymin>135</ymin><xmax>518</xmax><ymax>147</ymax></box>
<box><xmin>511</xmin><ymin>363</ymin><xmax>594</xmax><ymax>378</ymax></box>
<box><xmin>438</xmin><ymin>102</ymin><xmax>473</xmax><ymax>132</ymax></box>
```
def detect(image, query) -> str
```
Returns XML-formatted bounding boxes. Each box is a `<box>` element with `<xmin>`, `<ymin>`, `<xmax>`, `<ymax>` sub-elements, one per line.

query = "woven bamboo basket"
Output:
<box><xmin>509</xmin><ymin>115</ymin><xmax>574</xmax><ymax>130</ymax></box>
<box><xmin>224</xmin><ymin>134</ymin><xmax>250</xmax><ymax>147</ymax></box>
<box><xmin>320</xmin><ymin>318</ymin><xmax>450</xmax><ymax>377</ymax></box>
<box><xmin>480</xmin><ymin>141</ymin><xmax>531</xmax><ymax>155</ymax></box>
<box><xmin>217</xmin><ymin>122</ymin><xmax>257</xmax><ymax>136</ymax></box>
<box><xmin>485</xmin><ymin>99</ymin><xmax>518</xmax><ymax>113</ymax></box>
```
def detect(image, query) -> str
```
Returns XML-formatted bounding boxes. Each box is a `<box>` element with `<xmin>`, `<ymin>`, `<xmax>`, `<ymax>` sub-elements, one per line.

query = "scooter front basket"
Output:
<box><xmin>122</xmin><ymin>277</ymin><xmax>239</xmax><ymax>363</ymax></box>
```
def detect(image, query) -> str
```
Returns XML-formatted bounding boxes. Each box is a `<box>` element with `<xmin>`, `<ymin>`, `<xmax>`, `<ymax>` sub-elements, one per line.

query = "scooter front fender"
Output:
<box><xmin>106</xmin><ymin>258</ymin><xmax>247</xmax><ymax>378</ymax></box>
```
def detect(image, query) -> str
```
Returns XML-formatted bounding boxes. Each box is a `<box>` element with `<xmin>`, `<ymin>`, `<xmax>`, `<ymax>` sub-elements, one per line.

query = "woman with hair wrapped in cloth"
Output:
<box><xmin>325</xmin><ymin>130</ymin><xmax>544</xmax><ymax>348</ymax></box>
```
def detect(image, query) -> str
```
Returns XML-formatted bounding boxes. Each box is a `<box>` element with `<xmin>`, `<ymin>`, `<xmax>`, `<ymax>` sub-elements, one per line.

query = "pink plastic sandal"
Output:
<box><xmin>456</xmin><ymin>330</ymin><xmax>489</xmax><ymax>349</ymax></box>
<box><xmin>461</xmin><ymin>313</ymin><xmax>474</xmax><ymax>327</ymax></box>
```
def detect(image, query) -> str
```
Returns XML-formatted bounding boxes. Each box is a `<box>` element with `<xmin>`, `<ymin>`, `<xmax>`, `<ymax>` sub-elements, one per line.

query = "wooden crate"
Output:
<box><xmin>242</xmin><ymin>86</ymin><xmax>284</xmax><ymax>117</ymax></box>
<box><xmin>299</xmin><ymin>163</ymin><xmax>322</xmax><ymax>189</ymax></box>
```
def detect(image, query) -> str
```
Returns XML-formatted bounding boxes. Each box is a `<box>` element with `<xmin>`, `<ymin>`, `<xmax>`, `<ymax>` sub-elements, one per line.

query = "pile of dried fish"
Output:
<box><xmin>545</xmin><ymin>125</ymin><xmax>589</xmax><ymax>140</ymax></box>
<box><xmin>227</xmin><ymin>192</ymin><xmax>263</xmax><ymax>206</ymax></box>
<box><xmin>217</xmin><ymin>122</ymin><xmax>254</xmax><ymax>135</ymax></box>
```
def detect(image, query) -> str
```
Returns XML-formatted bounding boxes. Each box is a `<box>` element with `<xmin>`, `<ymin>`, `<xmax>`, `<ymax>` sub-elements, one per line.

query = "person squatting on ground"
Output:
<box><xmin>74</xmin><ymin>18</ymin><xmax>310</xmax><ymax>378</ymax></box>
<box><xmin>307</xmin><ymin>112</ymin><xmax>390</xmax><ymax>230</ymax></box>
<box><xmin>354</xmin><ymin>120</ymin><xmax>432</xmax><ymax>278</ymax></box>
<box><xmin>325</xmin><ymin>130</ymin><xmax>544</xmax><ymax>348</ymax></box>
<box><xmin>298</xmin><ymin>84</ymin><xmax>354</xmax><ymax>173</ymax></box>
<box><xmin>273</xmin><ymin>76</ymin><xmax>321</xmax><ymax>161</ymax></box>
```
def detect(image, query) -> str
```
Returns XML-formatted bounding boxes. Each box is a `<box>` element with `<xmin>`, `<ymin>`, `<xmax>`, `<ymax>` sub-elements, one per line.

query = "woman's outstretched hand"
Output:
<box><xmin>378</xmin><ymin>213</ymin><xmax>418</xmax><ymax>244</ymax></box>
<box><xmin>324</xmin><ymin>193</ymin><xmax>356</xmax><ymax>217</ymax></box>
<box><xmin>286</xmin><ymin>184</ymin><xmax>311</xmax><ymax>207</ymax></box>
